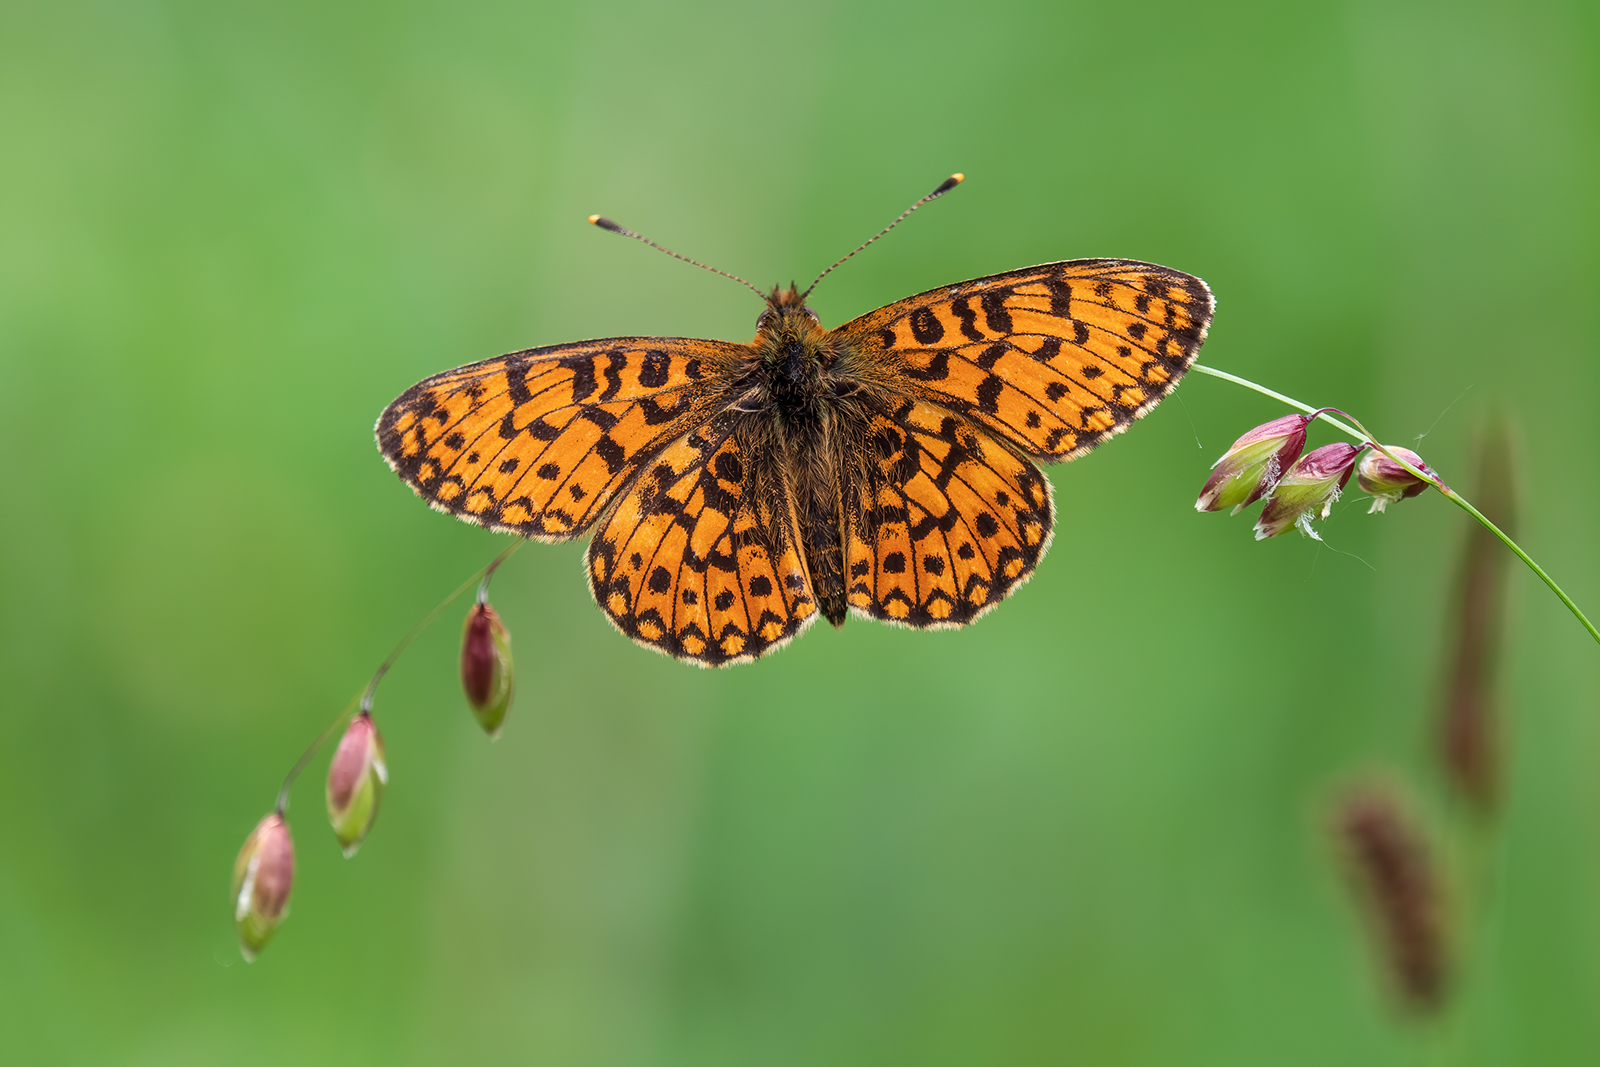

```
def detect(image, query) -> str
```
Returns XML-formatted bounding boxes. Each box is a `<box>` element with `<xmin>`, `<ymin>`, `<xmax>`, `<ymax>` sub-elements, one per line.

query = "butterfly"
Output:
<box><xmin>377</xmin><ymin>176</ymin><xmax>1214</xmax><ymax>666</ymax></box>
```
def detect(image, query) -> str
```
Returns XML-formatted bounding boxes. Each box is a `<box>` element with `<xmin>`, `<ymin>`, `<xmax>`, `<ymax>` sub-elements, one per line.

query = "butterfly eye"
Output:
<box><xmin>755</xmin><ymin>309</ymin><xmax>774</xmax><ymax>331</ymax></box>
<box><xmin>802</xmin><ymin>305</ymin><xmax>820</xmax><ymax>324</ymax></box>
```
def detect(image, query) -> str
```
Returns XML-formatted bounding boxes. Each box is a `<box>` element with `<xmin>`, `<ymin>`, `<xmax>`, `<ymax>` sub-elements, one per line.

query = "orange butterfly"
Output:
<box><xmin>377</xmin><ymin>176</ymin><xmax>1214</xmax><ymax>665</ymax></box>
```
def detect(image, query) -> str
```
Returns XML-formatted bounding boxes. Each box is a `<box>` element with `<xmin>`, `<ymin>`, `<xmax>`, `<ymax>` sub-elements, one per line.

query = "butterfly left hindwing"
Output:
<box><xmin>585</xmin><ymin>417</ymin><xmax>818</xmax><ymax>666</ymax></box>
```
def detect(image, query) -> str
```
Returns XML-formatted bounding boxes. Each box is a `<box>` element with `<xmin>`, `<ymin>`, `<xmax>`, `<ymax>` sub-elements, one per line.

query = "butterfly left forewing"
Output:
<box><xmin>844</xmin><ymin>398</ymin><xmax>1053</xmax><ymax>628</ymax></box>
<box><xmin>377</xmin><ymin>338</ymin><xmax>742</xmax><ymax>540</ymax></box>
<box><xmin>835</xmin><ymin>260</ymin><xmax>1213</xmax><ymax>461</ymax></box>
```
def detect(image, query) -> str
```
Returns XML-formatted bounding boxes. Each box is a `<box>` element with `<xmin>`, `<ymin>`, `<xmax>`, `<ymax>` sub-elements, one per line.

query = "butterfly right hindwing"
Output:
<box><xmin>843</xmin><ymin>397</ymin><xmax>1053</xmax><ymax>628</ymax></box>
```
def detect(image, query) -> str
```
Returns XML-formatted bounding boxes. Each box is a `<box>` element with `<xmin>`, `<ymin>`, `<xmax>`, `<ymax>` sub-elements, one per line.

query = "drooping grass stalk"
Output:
<box><xmin>273</xmin><ymin>539</ymin><xmax>524</xmax><ymax>813</ymax></box>
<box><xmin>1191</xmin><ymin>364</ymin><xmax>1600</xmax><ymax>649</ymax></box>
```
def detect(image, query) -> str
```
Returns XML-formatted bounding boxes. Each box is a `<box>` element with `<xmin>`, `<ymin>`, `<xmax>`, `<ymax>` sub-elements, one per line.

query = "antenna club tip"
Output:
<box><xmin>932</xmin><ymin>173</ymin><xmax>965</xmax><ymax>196</ymax></box>
<box><xmin>587</xmin><ymin>214</ymin><xmax>601</xmax><ymax>224</ymax></box>
<box><xmin>589</xmin><ymin>215</ymin><xmax>624</xmax><ymax>233</ymax></box>
<box><xmin>950</xmin><ymin>172</ymin><xmax>965</xmax><ymax>183</ymax></box>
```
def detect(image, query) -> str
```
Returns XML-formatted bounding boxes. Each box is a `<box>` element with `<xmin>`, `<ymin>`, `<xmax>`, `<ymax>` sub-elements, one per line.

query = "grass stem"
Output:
<box><xmin>1191</xmin><ymin>364</ymin><xmax>1599</xmax><ymax>648</ymax></box>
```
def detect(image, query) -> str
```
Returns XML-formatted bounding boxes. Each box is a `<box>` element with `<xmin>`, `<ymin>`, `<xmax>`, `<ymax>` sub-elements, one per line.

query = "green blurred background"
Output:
<box><xmin>3</xmin><ymin>1</ymin><xmax>1598</xmax><ymax>1063</ymax></box>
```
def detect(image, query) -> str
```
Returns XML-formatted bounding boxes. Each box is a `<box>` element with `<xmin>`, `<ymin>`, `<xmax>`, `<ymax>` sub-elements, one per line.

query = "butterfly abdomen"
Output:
<box><xmin>789</xmin><ymin>436</ymin><xmax>849</xmax><ymax>628</ymax></box>
<box><xmin>799</xmin><ymin>509</ymin><xmax>847</xmax><ymax>627</ymax></box>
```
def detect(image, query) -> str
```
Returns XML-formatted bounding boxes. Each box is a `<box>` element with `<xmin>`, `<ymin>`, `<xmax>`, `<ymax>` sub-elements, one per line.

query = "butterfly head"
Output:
<box><xmin>754</xmin><ymin>284</ymin><xmax>821</xmax><ymax>336</ymax></box>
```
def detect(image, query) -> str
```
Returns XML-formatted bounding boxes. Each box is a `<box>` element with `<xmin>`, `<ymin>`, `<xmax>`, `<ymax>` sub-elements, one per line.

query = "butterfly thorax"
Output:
<box><xmin>748</xmin><ymin>286</ymin><xmax>843</xmax><ymax>424</ymax></box>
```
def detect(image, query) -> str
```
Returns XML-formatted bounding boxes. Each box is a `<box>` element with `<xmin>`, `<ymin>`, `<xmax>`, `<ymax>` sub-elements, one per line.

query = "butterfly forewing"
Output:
<box><xmin>377</xmin><ymin>338</ymin><xmax>744</xmax><ymax>540</ymax></box>
<box><xmin>835</xmin><ymin>260</ymin><xmax>1213</xmax><ymax>461</ymax></box>
<box><xmin>586</xmin><ymin>418</ymin><xmax>817</xmax><ymax>665</ymax></box>
<box><xmin>845</xmin><ymin>400</ymin><xmax>1053</xmax><ymax>627</ymax></box>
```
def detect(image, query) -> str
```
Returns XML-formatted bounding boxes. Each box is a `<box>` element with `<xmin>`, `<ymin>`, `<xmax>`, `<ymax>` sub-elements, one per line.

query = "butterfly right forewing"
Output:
<box><xmin>835</xmin><ymin>259</ymin><xmax>1214</xmax><ymax>462</ymax></box>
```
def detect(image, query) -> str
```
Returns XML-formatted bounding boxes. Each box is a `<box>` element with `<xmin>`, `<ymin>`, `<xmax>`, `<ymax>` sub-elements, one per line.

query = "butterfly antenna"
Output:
<box><xmin>588</xmin><ymin>214</ymin><xmax>766</xmax><ymax>299</ymax></box>
<box><xmin>801</xmin><ymin>173</ymin><xmax>964</xmax><ymax>300</ymax></box>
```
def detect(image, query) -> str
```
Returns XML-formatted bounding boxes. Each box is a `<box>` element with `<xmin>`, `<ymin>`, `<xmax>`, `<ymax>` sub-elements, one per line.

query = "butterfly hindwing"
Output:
<box><xmin>835</xmin><ymin>260</ymin><xmax>1213</xmax><ymax>461</ymax></box>
<box><xmin>844</xmin><ymin>398</ymin><xmax>1053</xmax><ymax>628</ymax></box>
<box><xmin>586</xmin><ymin>417</ymin><xmax>818</xmax><ymax>666</ymax></box>
<box><xmin>376</xmin><ymin>338</ymin><xmax>742</xmax><ymax>540</ymax></box>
